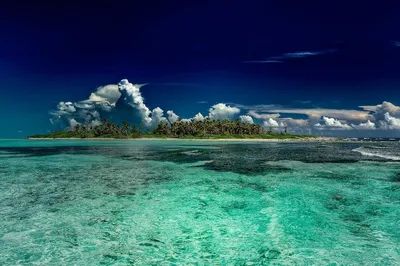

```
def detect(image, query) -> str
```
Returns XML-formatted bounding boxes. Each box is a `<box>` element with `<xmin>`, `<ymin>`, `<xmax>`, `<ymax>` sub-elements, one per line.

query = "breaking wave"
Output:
<box><xmin>352</xmin><ymin>146</ymin><xmax>400</xmax><ymax>161</ymax></box>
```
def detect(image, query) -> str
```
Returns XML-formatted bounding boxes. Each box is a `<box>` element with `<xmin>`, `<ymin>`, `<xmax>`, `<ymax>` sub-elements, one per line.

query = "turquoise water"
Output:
<box><xmin>0</xmin><ymin>140</ymin><xmax>399</xmax><ymax>265</ymax></box>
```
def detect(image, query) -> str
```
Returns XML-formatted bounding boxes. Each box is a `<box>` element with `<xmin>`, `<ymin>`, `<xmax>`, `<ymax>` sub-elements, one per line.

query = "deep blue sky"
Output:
<box><xmin>1</xmin><ymin>1</ymin><xmax>400</xmax><ymax>137</ymax></box>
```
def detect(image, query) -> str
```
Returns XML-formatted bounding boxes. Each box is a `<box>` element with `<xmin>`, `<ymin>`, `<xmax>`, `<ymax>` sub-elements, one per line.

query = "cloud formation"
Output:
<box><xmin>248</xmin><ymin>110</ymin><xmax>281</xmax><ymax>120</ymax></box>
<box><xmin>280</xmin><ymin>118</ymin><xmax>309</xmax><ymax>128</ymax></box>
<box><xmin>88</xmin><ymin>85</ymin><xmax>120</xmax><ymax>106</ymax></box>
<box><xmin>390</xmin><ymin>41</ymin><xmax>400</xmax><ymax>47</ymax></box>
<box><xmin>367</xmin><ymin>101</ymin><xmax>400</xmax><ymax>119</ymax></box>
<box><xmin>208</xmin><ymin>103</ymin><xmax>240</xmax><ymax>120</ymax></box>
<box><xmin>167</xmin><ymin>110</ymin><xmax>179</xmax><ymax>123</ymax></box>
<box><xmin>359</xmin><ymin>101</ymin><xmax>400</xmax><ymax>130</ymax></box>
<box><xmin>265</xmin><ymin>108</ymin><xmax>372</xmax><ymax>122</ymax></box>
<box><xmin>193</xmin><ymin>113</ymin><xmax>205</xmax><ymax>121</ymax></box>
<box><xmin>117</xmin><ymin>79</ymin><xmax>153</xmax><ymax>126</ymax></box>
<box><xmin>49</xmin><ymin>79</ymin><xmax>400</xmax><ymax>137</ymax></box>
<box><xmin>51</xmin><ymin>79</ymin><xmax>242</xmax><ymax>130</ymax></box>
<box><xmin>314</xmin><ymin>116</ymin><xmax>352</xmax><ymax>130</ymax></box>
<box><xmin>351</xmin><ymin>120</ymin><xmax>376</xmax><ymax>130</ymax></box>
<box><xmin>263</xmin><ymin>118</ymin><xmax>283</xmax><ymax>128</ymax></box>
<box><xmin>380</xmin><ymin>113</ymin><xmax>400</xmax><ymax>129</ymax></box>
<box><xmin>50</xmin><ymin>100</ymin><xmax>103</xmax><ymax>128</ymax></box>
<box><xmin>239</xmin><ymin>115</ymin><xmax>254</xmax><ymax>124</ymax></box>
<box><xmin>244</xmin><ymin>49</ymin><xmax>337</xmax><ymax>64</ymax></box>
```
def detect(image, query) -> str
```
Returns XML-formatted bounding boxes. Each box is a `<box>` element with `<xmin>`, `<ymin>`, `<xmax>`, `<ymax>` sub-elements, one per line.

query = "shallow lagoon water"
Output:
<box><xmin>0</xmin><ymin>140</ymin><xmax>399</xmax><ymax>265</ymax></box>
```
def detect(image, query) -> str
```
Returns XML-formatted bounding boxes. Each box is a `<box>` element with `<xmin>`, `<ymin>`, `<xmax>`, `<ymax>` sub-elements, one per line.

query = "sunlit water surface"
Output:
<box><xmin>0</xmin><ymin>140</ymin><xmax>399</xmax><ymax>265</ymax></box>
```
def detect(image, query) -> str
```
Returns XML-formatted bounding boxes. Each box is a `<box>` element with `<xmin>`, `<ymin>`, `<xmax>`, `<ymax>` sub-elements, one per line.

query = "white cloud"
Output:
<box><xmin>68</xmin><ymin>118</ymin><xmax>80</xmax><ymax>129</ymax></box>
<box><xmin>269</xmin><ymin>108</ymin><xmax>371</xmax><ymax>123</ymax></box>
<box><xmin>314</xmin><ymin>116</ymin><xmax>352</xmax><ymax>130</ymax></box>
<box><xmin>359</xmin><ymin>101</ymin><xmax>400</xmax><ymax>130</ymax></box>
<box><xmin>167</xmin><ymin>110</ymin><xmax>179</xmax><ymax>123</ymax></box>
<box><xmin>73</xmin><ymin>101</ymin><xmax>94</xmax><ymax>109</ymax></box>
<box><xmin>239</xmin><ymin>115</ymin><xmax>254</xmax><ymax>124</ymax></box>
<box><xmin>118</xmin><ymin>79</ymin><xmax>152</xmax><ymax>126</ymax></box>
<box><xmin>149</xmin><ymin>107</ymin><xmax>168</xmax><ymax>127</ymax></box>
<box><xmin>88</xmin><ymin>84</ymin><xmax>120</xmax><ymax>106</ymax></box>
<box><xmin>57</xmin><ymin>101</ymin><xmax>76</xmax><ymax>114</ymax></box>
<box><xmin>370</xmin><ymin>101</ymin><xmax>400</xmax><ymax>119</ymax></box>
<box><xmin>48</xmin><ymin>79</ymin><xmax>400</xmax><ymax>137</ymax></box>
<box><xmin>208</xmin><ymin>103</ymin><xmax>240</xmax><ymax>120</ymax></box>
<box><xmin>248</xmin><ymin>110</ymin><xmax>280</xmax><ymax>120</ymax></box>
<box><xmin>237</xmin><ymin>104</ymin><xmax>372</xmax><ymax>123</ymax></box>
<box><xmin>380</xmin><ymin>112</ymin><xmax>400</xmax><ymax>129</ymax></box>
<box><xmin>279</xmin><ymin>118</ymin><xmax>309</xmax><ymax>128</ymax></box>
<box><xmin>351</xmin><ymin>120</ymin><xmax>376</xmax><ymax>130</ymax></box>
<box><xmin>263</xmin><ymin>118</ymin><xmax>282</xmax><ymax>128</ymax></box>
<box><xmin>193</xmin><ymin>113</ymin><xmax>205</xmax><ymax>121</ymax></box>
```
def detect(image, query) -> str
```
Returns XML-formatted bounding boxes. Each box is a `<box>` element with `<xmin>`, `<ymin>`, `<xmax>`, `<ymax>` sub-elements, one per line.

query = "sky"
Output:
<box><xmin>1</xmin><ymin>1</ymin><xmax>400</xmax><ymax>138</ymax></box>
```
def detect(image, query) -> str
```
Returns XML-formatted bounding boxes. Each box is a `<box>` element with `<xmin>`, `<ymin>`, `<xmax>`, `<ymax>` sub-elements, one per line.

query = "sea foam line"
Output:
<box><xmin>352</xmin><ymin>147</ymin><xmax>400</xmax><ymax>161</ymax></box>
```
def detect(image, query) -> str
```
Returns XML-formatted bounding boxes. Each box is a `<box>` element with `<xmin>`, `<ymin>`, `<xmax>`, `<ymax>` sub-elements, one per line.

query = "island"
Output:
<box><xmin>29</xmin><ymin>119</ymin><xmax>314</xmax><ymax>140</ymax></box>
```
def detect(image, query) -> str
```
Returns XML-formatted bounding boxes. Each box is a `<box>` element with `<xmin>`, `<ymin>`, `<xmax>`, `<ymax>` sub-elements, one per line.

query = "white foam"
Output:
<box><xmin>352</xmin><ymin>147</ymin><xmax>400</xmax><ymax>161</ymax></box>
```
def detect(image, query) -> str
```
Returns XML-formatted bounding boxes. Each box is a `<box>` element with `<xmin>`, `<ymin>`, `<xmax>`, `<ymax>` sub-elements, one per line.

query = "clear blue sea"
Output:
<box><xmin>0</xmin><ymin>140</ymin><xmax>399</xmax><ymax>265</ymax></box>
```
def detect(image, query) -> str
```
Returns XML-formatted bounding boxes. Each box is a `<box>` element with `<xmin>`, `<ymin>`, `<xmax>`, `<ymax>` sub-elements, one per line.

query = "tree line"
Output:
<box><xmin>29</xmin><ymin>118</ymin><xmax>302</xmax><ymax>139</ymax></box>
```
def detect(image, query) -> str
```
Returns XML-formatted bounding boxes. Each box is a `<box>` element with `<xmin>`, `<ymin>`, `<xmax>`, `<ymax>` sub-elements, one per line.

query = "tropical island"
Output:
<box><xmin>29</xmin><ymin>119</ymin><xmax>312</xmax><ymax>140</ymax></box>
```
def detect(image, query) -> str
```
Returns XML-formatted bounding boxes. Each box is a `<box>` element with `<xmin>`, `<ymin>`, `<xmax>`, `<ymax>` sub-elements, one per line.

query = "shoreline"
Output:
<box><xmin>27</xmin><ymin>137</ymin><xmax>341</xmax><ymax>142</ymax></box>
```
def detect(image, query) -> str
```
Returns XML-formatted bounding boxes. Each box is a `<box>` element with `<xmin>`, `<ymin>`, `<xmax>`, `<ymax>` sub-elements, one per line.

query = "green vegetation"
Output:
<box><xmin>29</xmin><ymin>119</ymin><xmax>311</xmax><ymax>139</ymax></box>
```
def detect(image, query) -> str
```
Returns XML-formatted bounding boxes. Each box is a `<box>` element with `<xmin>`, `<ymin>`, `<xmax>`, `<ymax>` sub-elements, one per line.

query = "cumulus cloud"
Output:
<box><xmin>150</xmin><ymin>107</ymin><xmax>168</xmax><ymax>126</ymax></box>
<box><xmin>50</xmin><ymin>102</ymin><xmax>74</xmax><ymax>119</ymax></box>
<box><xmin>88</xmin><ymin>85</ymin><xmax>120</xmax><ymax>105</ymax></box>
<box><xmin>167</xmin><ymin>110</ymin><xmax>179</xmax><ymax>123</ymax></box>
<box><xmin>49</xmin><ymin>78</ymin><xmax>400</xmax><ymax>137</ymax></box>
<box><xmin>369</xmin><ymin>101</ymin><xmax>400</xmax><ymax>119</ymax></box>
<box><xmin>50</xmin><ymin>79</ymin><xmax>244</xmax><ymax>130</ymax></box>
<box><xmin>380</xmin><ymin>112</ymin><xmax>400</xmax><ymax>129</ymax></box>
<box><xmin>263</xmin><ymin>118</ymin><xmax>283</xmax><ymax>128</ymax></box>
<box><xmin>50</xmin><ymin>100</ymin><xmax>103</xmax><ymax>129</ymax></box>
<box><xmin>307</xmin><ymin>102</ymin><xmax>400</xmax><ymax>132</ymax></box>
<box><xmin>359</xmin><ymin>101</ymin><xmax>400</xmax><ymax>130</ymax></box>
<box><xmin>351</xmin><ymin>120</ymin><xmax>376</xmax><ymax>130</ymax></box>
<box><xmin>50</xmin><ymin>79</ymin><xmax>151</xmax><ymax>129</ymax></box>
<box><xmin>314</xmin><ymin>116</ymin><xmax>352</xmax><ymax>130</ymax></box>
<box><xmin>117</xmin><ymin>79</ymin><xmax>152</xmax><ymax>125</ymax></box>
<box><xmin>193</xmin><ymin>113</ymin><xmax>205</xmax><ymax>121</ymax></box>
<box><xmin>239</xmin><ymin>115</ymin><xmax>254</xmax><ymax>124</ymax></box>
<box><xmin>208</xmin><ymin>103</ymin><xmax>240</xmax><ymax>120</ymax></box>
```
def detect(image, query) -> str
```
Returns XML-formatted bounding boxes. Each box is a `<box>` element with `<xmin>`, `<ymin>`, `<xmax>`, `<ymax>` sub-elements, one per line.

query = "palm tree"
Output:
<box><xmin>60</xmin><ymin>117</ymin><xmax>270</xmax><ymax>138</ymax></box>
<box><xmin>122</xmin><ymin>121</ymin><xmax>129</xmax><ymax>136</ymax></box>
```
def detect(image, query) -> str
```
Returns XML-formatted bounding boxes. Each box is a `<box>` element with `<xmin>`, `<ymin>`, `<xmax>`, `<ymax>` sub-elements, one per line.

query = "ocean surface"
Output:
<box><xmin>0</xmin><ymin>140</ymin><xmax>399</xmax><ymax>265</ymax></box>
